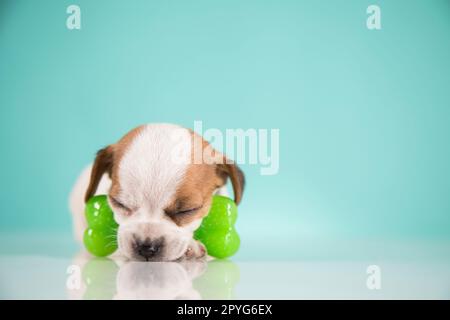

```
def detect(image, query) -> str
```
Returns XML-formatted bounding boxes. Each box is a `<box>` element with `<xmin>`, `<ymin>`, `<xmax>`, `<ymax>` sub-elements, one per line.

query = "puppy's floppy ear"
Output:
<box><xmin>216</xmin><ymin>162</ymin><xmax>245</xmax><ymax>205</ymax></box>
<box><xmin>84</xmin><ymin>145</ymin><xmax>114</xmax><ymax>203</ymax></box>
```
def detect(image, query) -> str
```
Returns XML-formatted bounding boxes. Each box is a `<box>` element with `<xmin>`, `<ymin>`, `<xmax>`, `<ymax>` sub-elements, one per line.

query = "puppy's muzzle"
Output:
<box><xmin>134</xmin><ymin>237</ymin><xmax>164</xmax><ymax>260</ymax></box>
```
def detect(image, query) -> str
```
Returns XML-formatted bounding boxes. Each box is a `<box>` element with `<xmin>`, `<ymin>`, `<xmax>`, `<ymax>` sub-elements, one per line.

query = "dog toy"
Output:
<box><xmin>83</xmin><ymin>195</ymin><xmax>118</xmax><ymax>257</ymax></box>
<box><xmin>194</xmin><ymin>195</ymin><xmax>240</xmax><ymax>259</ymax></box>
<box><xmin>83</xmin><ymin>195</ymin><xmax>240</xmax><ymax>259</ymax></box>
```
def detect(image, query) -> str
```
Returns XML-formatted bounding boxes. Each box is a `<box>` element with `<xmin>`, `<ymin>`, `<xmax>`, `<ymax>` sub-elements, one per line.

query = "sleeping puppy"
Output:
<box><xmin>69</xmin><ymin>123</ymin><xmax>244</xmax><ymax>261</ymax></box>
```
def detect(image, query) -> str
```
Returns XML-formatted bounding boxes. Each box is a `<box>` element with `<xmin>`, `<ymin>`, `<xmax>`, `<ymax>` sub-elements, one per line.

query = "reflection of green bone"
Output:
<box><xmin>194</xmin><ymin>195</ymin><xmax>240</xmax><ymax>259</ymax></box>
<box><xmin>82</xmin><ymin>258</ymin><xmax>118</xmax><ymax>300</ymax></box>
<box><xmin>83</xmin><ymin>194</ymin><xmax>240</xmax><ymax>259</ymax></box>
<box><xmin>194</xmin><ymin>260</ymin><xmax>240</xmax><ymax>299</ymax></box>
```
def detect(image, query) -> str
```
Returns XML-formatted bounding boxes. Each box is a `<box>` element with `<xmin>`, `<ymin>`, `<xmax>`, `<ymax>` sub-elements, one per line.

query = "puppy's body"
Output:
<box><xmin>69</xmin><ymin>123</ymin><xmax>243</xmax><ymax>261</ymax></box>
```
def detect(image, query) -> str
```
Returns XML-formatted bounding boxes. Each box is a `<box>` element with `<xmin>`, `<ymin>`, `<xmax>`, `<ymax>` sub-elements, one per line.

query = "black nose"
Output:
<box><xmin>136</xmin><ymin>238</ymin><xmax>163</xmax><ymax>260</ymax></box>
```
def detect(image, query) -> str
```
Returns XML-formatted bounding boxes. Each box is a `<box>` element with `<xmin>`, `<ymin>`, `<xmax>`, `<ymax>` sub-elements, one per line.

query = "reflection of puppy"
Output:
<box><xmin>67</xmin><ymin>252</ymin><xmax>206</xmax><ymax>300</ymax></box>
<box><xmin>70</xmin><ymin>123</ymin><xmax>245</xmax><ymax>261</ymax></box>
<box><xmin>115</xmin><ymin>261</ymin><xmax>206</xmax><ymax>300</ymax></box>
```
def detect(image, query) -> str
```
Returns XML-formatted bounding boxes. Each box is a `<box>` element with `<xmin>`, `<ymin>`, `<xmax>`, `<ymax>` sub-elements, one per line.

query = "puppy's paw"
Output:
<box><xmin>183</xmin><ymin>240</ymin><xmax>206</xmax><ymax>260</ymax></box>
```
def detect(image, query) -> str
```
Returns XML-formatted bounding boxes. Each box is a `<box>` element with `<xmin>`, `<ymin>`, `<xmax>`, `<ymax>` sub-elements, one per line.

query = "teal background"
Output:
<box><xmin>0</xmin><ymin>0</ymin><xmax>449</xmax><ymax>256</ymax></box>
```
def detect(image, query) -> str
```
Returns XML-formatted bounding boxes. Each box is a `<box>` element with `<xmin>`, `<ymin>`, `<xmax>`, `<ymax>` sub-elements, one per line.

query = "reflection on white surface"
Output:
<box><xmin>0</xmin><ymin>251</ymin><xmax>449</xmax><ymax>299</ymax></box>
<box><xmin>69</xmin><ymin>255</ymin><xmax>205</xmax><ymax>299</ymax></box>
<box><xmin>67</xmin><ymin>252</ymin><xmax>239</xmax><ymax>300</ymax></box>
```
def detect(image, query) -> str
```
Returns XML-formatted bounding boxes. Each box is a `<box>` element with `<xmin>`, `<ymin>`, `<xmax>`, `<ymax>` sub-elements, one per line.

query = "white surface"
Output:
<box><xmin>0</xmin><ymin>233</ymin><xmax>449</xmax><ymax>299</ymax></box>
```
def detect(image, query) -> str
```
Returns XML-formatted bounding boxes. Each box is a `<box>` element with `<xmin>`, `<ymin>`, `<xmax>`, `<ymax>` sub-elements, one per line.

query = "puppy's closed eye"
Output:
<box><xmin>110</xmin><ymin>196</ymin><xmax>132</xmax><ymax>214</ymax></box>
<box><xmin>164</xmin><ymin>198</ymin><xmax>203</xmax><ymax>217</ymax></box>
<box><xmin>174</xmin><ymin>206</ymin><xmax>202</xmax><ymax>215</ymax></box>
<box><xmin>165</xmin><ymin>206</ymin><xmax>202</xmax><ymax>216</ymax></box>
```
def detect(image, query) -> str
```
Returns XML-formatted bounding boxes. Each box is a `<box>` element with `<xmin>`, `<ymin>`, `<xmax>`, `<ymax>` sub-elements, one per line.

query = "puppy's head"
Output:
<box><xmin>84</xmin><ymin>124</ymin><xmax>244</xmax><ymax>261</ymax></box>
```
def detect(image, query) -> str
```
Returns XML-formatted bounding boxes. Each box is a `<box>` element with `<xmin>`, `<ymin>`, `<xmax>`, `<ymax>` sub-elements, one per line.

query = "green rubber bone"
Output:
<box><xmin>194</xmin><ymin>195</ymin><xmax>240</xmax><ymax>259</ymax></box>
<box><xmin>83</xmin><ymin>195</ymin><xmax>118</xmax><ymax>257</ymax></box>
<box><xmin>84</xmin><ymin>194</ymin><xmax>240</xmax><ymax>259</ymax></box>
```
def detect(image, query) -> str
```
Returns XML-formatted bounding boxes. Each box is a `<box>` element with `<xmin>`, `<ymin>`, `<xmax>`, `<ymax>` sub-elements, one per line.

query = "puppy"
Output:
<box><xmin>69</xmin><ymin>123</ymin><xmax>244</xmax><ymax>261</ymax></box>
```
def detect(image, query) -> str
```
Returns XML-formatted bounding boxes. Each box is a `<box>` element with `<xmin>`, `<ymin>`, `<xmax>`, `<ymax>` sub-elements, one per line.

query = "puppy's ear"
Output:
<box><xmin>84</xmin><ymin>145</ymin><xmax>114</xmax><ymax>202</ymax></box>
<box><xmin>217</xmin><ymin>162</ymin><xmax>245</xmax><ymax>205</ymax></box>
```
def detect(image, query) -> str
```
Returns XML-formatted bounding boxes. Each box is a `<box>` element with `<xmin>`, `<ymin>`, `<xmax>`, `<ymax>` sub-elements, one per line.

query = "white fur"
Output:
<box><xmin>115</xmin><ymin>123</ymin><xmax>191</xmax><ymax>221</ymax></box>
<box><xmin>114</xmin><ymin>124</ymin><xmax>194</xmax><ymax>260</ymax></box>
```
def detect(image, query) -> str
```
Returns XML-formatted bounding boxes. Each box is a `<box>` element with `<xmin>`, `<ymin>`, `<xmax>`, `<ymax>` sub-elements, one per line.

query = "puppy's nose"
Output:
<box><xmin>136</xmin><ymin>238</ymin><xmax>163</xmax><ymax>260</ymax></box>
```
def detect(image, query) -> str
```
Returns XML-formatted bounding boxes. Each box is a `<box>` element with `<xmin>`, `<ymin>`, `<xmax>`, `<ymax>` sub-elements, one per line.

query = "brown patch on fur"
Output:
<box><xmin>165</xmin><ymin>130</ymin><xmax>245</xmax><ymax>226</ymax></box>
<box><xmin>84</xmin><ymin>125</ymin><xmax>145</xmax><ymax>202</ymax></box>
<box><xmin>108</xmin><ymin>125</ymin><xmax>145</xmax><ymax>200</ymax></box>
<box><xmin>216</xmin><ymin>162</ymin><xmax>245</xmax><ymax>205</ymax></box>
<box><xmin>165</xmin><ymin>162</ymin><xmax>225</xmax><ymax>226</ymax></box>
<box><xmin>84</xmin><ymin>146</ymin><xmax>114</xmax><ymax>202</ymax></box>
<box><xmin>189</xmin><ymin>129</ymin><xmax>245</xmax><ymax>205</ymax></box>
